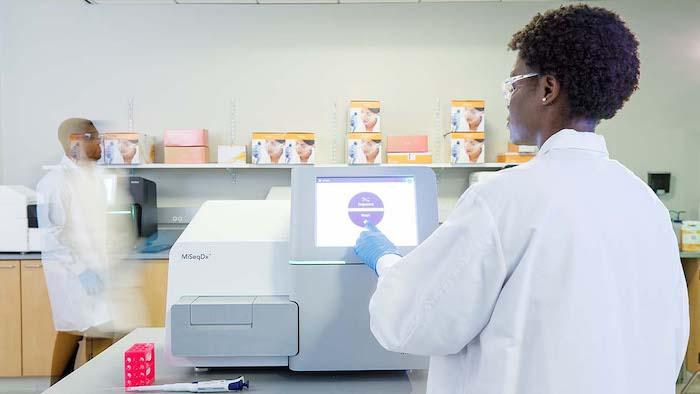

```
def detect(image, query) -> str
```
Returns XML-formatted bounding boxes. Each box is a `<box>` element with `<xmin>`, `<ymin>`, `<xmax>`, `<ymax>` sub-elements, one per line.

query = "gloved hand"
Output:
<box><xmin>79</xmin><ymin>269</ymin><xmax>104</xmax><ymax>296</ymax></box>
<box><xmin>354</xmin><ymin>222</ymin><xmax>400</xmax><ymax>274</ymax></box>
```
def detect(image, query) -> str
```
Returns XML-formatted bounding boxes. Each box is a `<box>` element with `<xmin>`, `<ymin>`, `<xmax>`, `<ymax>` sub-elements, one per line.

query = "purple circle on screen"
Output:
<box><xmin>348</xmin><ymin>192</ymin><xmax>384</xmax><ymax>227</ymax></box>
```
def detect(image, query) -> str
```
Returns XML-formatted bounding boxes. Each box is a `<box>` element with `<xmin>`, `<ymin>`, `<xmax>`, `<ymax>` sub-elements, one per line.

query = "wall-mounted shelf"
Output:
<box><xmin>42</xmin><ymin>163</ymin><xmax>513</xmax><ymax>170</ymax></box>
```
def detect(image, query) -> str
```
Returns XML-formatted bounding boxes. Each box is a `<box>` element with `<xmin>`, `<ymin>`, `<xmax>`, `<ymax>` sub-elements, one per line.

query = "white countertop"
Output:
<box><xmin>43</xmin><ymin>328</ymin><xmax>428</xmax><ymax>394</ymax></box>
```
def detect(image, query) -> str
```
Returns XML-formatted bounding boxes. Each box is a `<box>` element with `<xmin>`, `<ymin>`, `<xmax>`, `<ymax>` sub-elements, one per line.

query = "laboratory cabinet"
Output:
<box><xmin>0</xmin><ymin>258</ymin><xmax>169</xmax><ymax>377</ymax></box>
<box><xmin>684</xmin><ymin>258</ymin><xmax>700</xmax><ymax>372</ymax></box>
<box><xmin>0</xmin><ymin>261</ymin><xmax>22</xmax><ymax>376</ymax></box>
<box><xmin>21</xmin><ymin>260</ymin><xmax>60</xmax><ymax>376</ymax></box>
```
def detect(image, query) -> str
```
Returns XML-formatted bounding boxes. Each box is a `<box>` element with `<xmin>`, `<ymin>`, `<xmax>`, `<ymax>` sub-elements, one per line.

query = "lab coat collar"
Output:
<box><xmin>537</xmin><ymin>129</ymin><xmax>608</xmax><ymax>157</ymax></box>
<box><xmin>59</xmin><ymin>155</ymin><xmax>79</xmax><ymax>170</ymax></box>
<box><xmin>59</xmin><ymin>155</ymin><xmax>99</xmax><ymax>172</ymax></box>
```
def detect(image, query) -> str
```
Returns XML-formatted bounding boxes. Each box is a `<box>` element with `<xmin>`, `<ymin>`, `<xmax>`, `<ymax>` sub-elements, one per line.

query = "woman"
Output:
<box><xmin>355</xmin><ymin>5</ymin><xmax>687</xmax><ymax>394</ymax></box>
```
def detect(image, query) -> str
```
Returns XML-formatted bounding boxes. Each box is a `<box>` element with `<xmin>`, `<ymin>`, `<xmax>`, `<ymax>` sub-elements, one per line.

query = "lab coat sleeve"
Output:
<box><xmin>41</xmin><ymin>182</ymin><xmax>89</xmax><ymax>276</ymax></box>
<box><xmin>369</xmin><ymin>189</ymin><xmax>507</xmax><ymax>356</ymax></box>
<box><xmin>377</xmin><ymin>254</ymin><xmax>402</xmax><ymax>276</ymax></box>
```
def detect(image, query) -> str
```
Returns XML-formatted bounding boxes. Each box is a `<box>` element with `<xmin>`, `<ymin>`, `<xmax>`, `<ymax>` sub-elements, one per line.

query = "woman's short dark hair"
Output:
<box><xmin>508</xmin><ymin>5</ymin><xmax>640</xmax><ymax>121</ymax></box>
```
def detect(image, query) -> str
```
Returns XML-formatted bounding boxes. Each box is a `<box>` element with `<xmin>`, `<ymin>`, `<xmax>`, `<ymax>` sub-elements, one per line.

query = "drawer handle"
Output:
<box><xmin>24</xmin><ymin>264</ymin><xmax>43</xmax><ymax>269</ymax></box>
<box><xmin>0</xmin><ymin>265</ymin><xmax>17</xmax><ymax>269</ymax></box>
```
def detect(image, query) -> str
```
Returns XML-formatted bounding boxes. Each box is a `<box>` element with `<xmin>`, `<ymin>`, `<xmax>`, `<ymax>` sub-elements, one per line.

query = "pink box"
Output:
<box><xmin>164</xmin><ymin>146</ymin><xmax>209</xmax><ymax>164</ymax></box>
<box><xmin>164</xmin><ymin>129</ymin><xmax>208</xmax><ymax>147</ymax></box>
<box><xmin>386</xmin><ymin>135</ymin><xmax>429</xmax><ymax>153</ymax></box>
<box><xmin>124</xmin><ymin>343</ymin><xmax>155</xmax><ymax>388</ymax></box>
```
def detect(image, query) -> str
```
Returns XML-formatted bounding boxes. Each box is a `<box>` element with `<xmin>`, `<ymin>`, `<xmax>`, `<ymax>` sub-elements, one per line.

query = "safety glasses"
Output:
<box><xmin>502</xmin><ymin>73</ymin><xmax>540</xmax><ymax>106</ymax></box>
<box><xmin>80</xmin><ymin>132</ymin><xmax>99</xmax><ymax>141</ymax></box>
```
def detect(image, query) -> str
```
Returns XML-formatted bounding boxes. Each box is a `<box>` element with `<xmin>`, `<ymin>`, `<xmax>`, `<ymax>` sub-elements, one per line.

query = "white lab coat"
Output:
<box><xmin>371</xmin><ymin>129</ymin><xmax>689</xmax><ymax>394</ymax></box>
<box><xmin>37</xmin><ymin>156</ymin><xmax>112</xmax><ymax>334</ymax></box>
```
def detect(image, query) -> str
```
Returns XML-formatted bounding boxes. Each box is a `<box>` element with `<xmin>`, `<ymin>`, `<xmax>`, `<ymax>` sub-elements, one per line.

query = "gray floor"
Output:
<box><xmin>0</xmin><ymin>377</ymin><xmax>50</xmax><ymax>394</ymax></box>
<box><xmin>0</xmin><ymin>376</ymin><xmax>698</xmax><ymax>394</ymax></box>
<box><xmin>679</xmin><ymin>371</ymin><xmax>700</xmax><ymax>394</ymax></box>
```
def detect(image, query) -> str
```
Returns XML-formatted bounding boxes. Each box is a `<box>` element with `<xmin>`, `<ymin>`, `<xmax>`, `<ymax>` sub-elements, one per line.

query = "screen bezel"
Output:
<box><xmin>290</xmin><ymin>166</ymin><xmax>438</xmax><ymax>264</ymax></box>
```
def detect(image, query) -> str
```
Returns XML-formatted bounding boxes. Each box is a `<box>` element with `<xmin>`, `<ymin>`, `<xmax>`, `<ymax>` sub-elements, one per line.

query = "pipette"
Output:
<box><xmin>127</xmin><ymin>377</ymin><xmax>249</xmax><ymax>392</ymax></box>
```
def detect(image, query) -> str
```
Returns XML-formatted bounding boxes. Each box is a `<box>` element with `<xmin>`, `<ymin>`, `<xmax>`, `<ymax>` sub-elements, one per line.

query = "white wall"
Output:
<box><xmin>0</xmin><ymin>4</ymin><xmax>4</xmax><ymax>185</ymax></box>
<box><xmin>0</xmin><ymin>0</ymin><xmax>698</xmax><ymax>218</ymax></box>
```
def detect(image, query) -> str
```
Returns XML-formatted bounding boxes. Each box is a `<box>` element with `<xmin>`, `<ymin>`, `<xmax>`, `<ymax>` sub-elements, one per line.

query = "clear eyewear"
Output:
<box><xmin>79</xmin><ymin>132</ymin><xmax>99</xmax><ymax>141</ymax></box>
<box><xmin>502</xmin><ymin>73</ymin><xmax>540</xmax><ymax>105</ymax></box>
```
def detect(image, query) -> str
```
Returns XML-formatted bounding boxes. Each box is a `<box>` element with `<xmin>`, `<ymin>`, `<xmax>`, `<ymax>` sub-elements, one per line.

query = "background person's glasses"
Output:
<box><xmin>502</xmin><ymin>73</ymin><xmax>540</xmax><ymax>106</ymax></box>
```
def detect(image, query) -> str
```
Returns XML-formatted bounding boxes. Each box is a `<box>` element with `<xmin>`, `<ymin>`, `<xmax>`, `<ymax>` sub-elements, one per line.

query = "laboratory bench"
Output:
<box><xmin>0</xmin><ymin>228</ymin><xmax>183</xmax><ymax>261</ymax></box>
<box><xmin>0</xmin><ymin>252</ymin><xmax>41</xmax><ymax>260</ymax></box>
<box><xmin>682</xmin><ymin>253</ymin><xmax>700</xmax><ymax>373</ymax></box>
<box><xmin>3</xmin><ymin>242</ymin><xmax>698</xmax><ymax>381</ymax></box>
<box><xmin>43</xmin><ymin>328</ymin><xmax>428</xmax><ymax>394</ymax></box>
<box><xmin>0</xmin><ymin>252</ymin><xmax>171</xmax><ymax>261</ymax></box>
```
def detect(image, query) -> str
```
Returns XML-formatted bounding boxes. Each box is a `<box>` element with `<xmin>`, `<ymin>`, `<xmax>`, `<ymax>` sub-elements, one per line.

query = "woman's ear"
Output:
<box><xmin>542</xmin><ymin>75</ymin><xmax>560</xmax><ymax>104</ymax></box>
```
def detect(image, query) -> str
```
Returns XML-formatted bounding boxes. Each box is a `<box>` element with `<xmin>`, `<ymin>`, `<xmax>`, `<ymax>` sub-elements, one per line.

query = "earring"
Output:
<box><xmin>542</xmin><ymin>97</ymin><xmax>547</xmax><ymax>102</ymax></box>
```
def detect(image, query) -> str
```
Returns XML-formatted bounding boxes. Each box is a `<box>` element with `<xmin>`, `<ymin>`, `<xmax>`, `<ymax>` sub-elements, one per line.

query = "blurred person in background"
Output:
<box><xmin>37</xmin><ymin>118</ymin><xmax>144</xmax><ymax>384</ymax></box>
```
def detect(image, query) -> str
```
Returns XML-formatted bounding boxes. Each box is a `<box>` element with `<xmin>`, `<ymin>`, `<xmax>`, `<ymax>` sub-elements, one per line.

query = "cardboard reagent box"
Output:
<box><xmin>682</xmin><ymin>221</ymin><xmax>700</xmax><ymax>252</ymax></box>
<box><xmin>508</xmin><ymin>143</ymin><xmax>538</xmax><ymax>154</ymax></box>
<box><xmin>386</xmin><ymin>135</ymin><xmax>429</xmax><ymax>153</ymax></box>
<box><xmin>284</xmin><ymin>132</ymin><xmax>315</xmax><ymax>164</ymax></box>
<box><xmin>164</xmin><ymin>146</ymin><xmax>209</xmax><ymax>164</ymax></box>
<box><xmin>251</xmin><ymin>132</ymin><xmax>287</xmax><ymax>164</ymax></box>
<box><xmin>387</xmin><ymin>152</ymin><xmax>432</xmax><ymax>164</ymax></box>
<box><xmin>451</xmin><ymin>100</ymin><xmax>485</xmax><ymax>132</ymax></box>
<box><xmin>164</xmin><ymin>129</ymin><xmax>208</xmax><ymax>147</ymax></box>
<box><xmin>348</xmin><ymin>100</ymin><xmax>381</xmax><ymax>133</ymax></box>
<box><xmin>69</xmin><ymin>133</ymin><xmax>102</xmax><ymax>163</ymax></box>
<box><xmin>445</xmin><ymin>132</ymin><xmax>485</xmax><ymax>164</ymax></box>
<box><xmin>102</xmin><ymin>133</ymin><xmax>145</xmax><ymax>165</ymax></box>
<box><xmin>217</xmin><ymin>145</ymin><xmax>247</xmax><ymax>164</ymax></box>
<box><xmin>348</xmin><ymin>133</ymin><xmax>382</xmax><ymax>165</ymax></box>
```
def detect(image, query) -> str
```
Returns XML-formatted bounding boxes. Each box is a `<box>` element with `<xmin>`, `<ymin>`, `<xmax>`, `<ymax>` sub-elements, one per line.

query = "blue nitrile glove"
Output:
<box><xmin>354</xmin><ymin>222</ymin><xmax>400</xmax><ymax>274</ymax></box>
<box><xmin>79</xmin><ymin>269</ymin><xmax>104</xmax><ymax>296</ymax></box>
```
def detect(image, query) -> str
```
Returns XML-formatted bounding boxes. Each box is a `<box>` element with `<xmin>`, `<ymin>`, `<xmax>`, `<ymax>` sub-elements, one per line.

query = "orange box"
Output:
<box><xmin>349</xmin><ymin>100</ymin><xmax>381</xmax><ymax>133</ymax></box>
<box><xmin>348</xmin><ymin>133</ymin><xmax>382</xmax><ymax>164</ymax></box>
<box><xmin>445</xmin><ymin>132</ymin><xmax>485</xmax><ymax>164</ymax></box>
<box><xmin>386</xmin><ymin>135</ymin><xmax>429</xmax><ymax>153</ymax></box>
<box><xmin>164</xmin><ymin>146</ymin><xmax>209</xmax><ymax>164</ymax></box>
<box><xmin>102</xmin><ymin>132</ymin><xmax>146</xmax><ymax>165</ymax></box>
<box><xmin>387</xmin><ymin>152</ymin><xmax>432</xmax><ymax>164</ymax></box>
<box><xmin>497</xmin><ymin>153</ymin><xmax>534</xmax><ymax>163</ymax></box>
<box><xmin>682</xmin><ymin>222</ymin><xmax>700</xmax><ymax>252</ymax></box>
<box><xmin>164</xmin><ymin>129</ymin><xmax>208</xmax><ymax>147</ymax></box>
<box><xmin>508</xmin><ymin>143</ymin><xmax>538</xmax><ymax>154</ymax></box>
<box><xmin>451</xmin><ymin>100</ymin><xmax>485</xmax><ymax>132</ymax></box>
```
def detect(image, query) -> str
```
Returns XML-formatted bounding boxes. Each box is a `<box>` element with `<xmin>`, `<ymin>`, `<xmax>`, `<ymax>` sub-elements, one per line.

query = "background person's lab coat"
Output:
<box><xmin>37</xmin><ymin>156</ymin><xmax>112</xmax><ymax>334</ymax></box>
<box><xmin>371</xmin><ymin>130</ymin><xmax>689</xmax><ymax>394</ymax></box>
